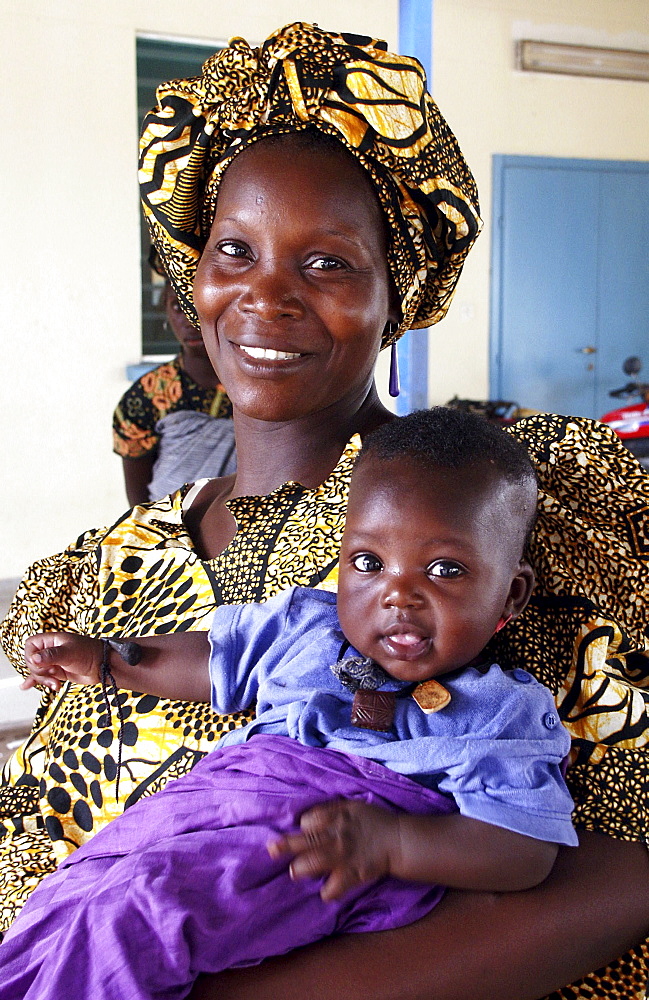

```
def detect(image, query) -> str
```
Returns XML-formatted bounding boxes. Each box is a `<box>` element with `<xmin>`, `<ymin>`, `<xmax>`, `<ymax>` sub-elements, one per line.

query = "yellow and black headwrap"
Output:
<box><xmin>139</xmin><ymin>22</ymin><xmax>482</xmax><ymax>347</ymax></box>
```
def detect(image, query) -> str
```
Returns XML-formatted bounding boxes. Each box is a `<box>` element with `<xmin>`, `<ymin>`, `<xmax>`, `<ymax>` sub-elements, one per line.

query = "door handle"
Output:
<box><xmin>576</xmin><ymin>346</ymin><xmax>597</xmax><ymax>354</ymax></box>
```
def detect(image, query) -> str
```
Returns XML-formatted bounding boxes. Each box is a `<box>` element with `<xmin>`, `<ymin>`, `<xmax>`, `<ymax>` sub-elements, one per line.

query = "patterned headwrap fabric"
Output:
<box><xmin>139</xmin><ymin>22</ymin><xmax>482</xmax><ymax>347</ymax></box>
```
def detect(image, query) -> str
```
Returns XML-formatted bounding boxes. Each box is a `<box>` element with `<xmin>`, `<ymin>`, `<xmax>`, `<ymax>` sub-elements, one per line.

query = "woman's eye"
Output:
<box><xmin>218</xmin><ymin>241</ymin><xmax>249</xmax><ymax>258</ymax></box>
<box><xmin>308</xmin><ymin>256</ymin><xmax>344</xmax><ymax>271</ymax></box>
<box><xmin>352</xmin><ymin>553</ymin><xmax>382</xmax><ymax>572</ymax></box>
<box><xmin>427</xmin><ymin>561</ymin><xmax>465</xmax><ymax>579</ymax></box>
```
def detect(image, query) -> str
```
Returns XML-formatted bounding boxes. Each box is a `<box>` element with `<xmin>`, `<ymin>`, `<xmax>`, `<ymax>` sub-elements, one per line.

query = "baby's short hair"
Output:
<box><xmin>357</xmin><ymin>407</ymin><xmax>538</xmax><ymax>545</ymax></box>
<box><xmin>359</xmin><ymin>407</ymin><xmax>534</xmax><ymax>483</ymax></box>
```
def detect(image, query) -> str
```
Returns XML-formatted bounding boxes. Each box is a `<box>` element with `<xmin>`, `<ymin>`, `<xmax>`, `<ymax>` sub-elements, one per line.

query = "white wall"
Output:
<box><xmin>3</xmin><ymin>0</ymin><xmax>649</xmax><ymax>580</ymax></box>
<box><xmin>1</xmin><ymin>0</ymin><xmax>398</xmax><ymax>580</ymax></box>
<box><xmin>427</xmin><ymin>0</ymin><xmax>649</xmax><ymax>406</ymax></box>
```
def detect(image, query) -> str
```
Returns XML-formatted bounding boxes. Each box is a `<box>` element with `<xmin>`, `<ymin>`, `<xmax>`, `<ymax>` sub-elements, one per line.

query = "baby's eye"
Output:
<box><xmin>426</xmin><ymin>560</ymin><xmax>465</xmax><ymax>579</ymax></box>
<box><xmin>351</xmin><ymin>553</ymin><xmax>382</xmax><ymax>573</ymax></box>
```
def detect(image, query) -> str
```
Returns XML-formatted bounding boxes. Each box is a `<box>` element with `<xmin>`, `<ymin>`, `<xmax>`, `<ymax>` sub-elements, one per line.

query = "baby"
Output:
<box><xmin>1</xmin><ymin>407</ymin><xmax>576</xmax><ymax>1000</ymax></box>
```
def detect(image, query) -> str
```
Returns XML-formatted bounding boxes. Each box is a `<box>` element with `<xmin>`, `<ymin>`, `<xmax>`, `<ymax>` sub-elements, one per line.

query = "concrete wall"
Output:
<box><xmin>427</xmin><ymin>0</ymin><xmax>649</xmax><ymax>407</ymax></box>
<box><xmin>1</xmin><ymin>0</ymin><xmax>398</xmax><ymax>583</ymax></box>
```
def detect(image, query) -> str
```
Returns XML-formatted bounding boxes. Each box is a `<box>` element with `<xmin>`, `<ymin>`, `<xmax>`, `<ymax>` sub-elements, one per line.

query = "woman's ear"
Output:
<box><xmin>503</xmin><ymin>560</ymin><xmax>535</xmax><ymax>621</ymax></box>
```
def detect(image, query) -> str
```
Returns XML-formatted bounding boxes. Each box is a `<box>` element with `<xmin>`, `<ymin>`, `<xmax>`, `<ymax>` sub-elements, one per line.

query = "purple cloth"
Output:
<box><xmin>0</xmin><ymin>736</ymin><xmax>454</xmax><ymax>1000</ymax></box>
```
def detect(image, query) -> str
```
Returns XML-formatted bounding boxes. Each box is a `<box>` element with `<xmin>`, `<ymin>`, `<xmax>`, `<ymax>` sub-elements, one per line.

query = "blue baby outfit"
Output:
<box><xmin>210</xmin><ymin>586</ymin><xmax>577</xmax><ymax>847</ymax></box>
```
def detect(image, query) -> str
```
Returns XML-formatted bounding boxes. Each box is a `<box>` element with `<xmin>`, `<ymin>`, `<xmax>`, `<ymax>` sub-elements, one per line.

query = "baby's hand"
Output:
<box><xmin>22</xmin><ymin>633</ymin><xmax>104</xmax><ymax>692</ymax></box>
<box><xmin>268</xmin><ymin>798</ymin><xmax>399</xmax><ymax>901</ymax></box>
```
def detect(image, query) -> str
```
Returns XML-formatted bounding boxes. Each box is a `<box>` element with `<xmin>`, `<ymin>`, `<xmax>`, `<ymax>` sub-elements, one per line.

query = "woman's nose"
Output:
<box><xmin>240</xmin><ymin>262</ymin><xmax>305</xmax><ymax>321</ymax></box>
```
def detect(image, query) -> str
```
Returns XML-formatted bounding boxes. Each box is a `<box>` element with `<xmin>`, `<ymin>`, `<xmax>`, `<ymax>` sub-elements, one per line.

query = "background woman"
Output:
<box><xmin>1</xmin><ymin>23</ymin><xmax>647</xmax><ymax>999</ymax></box>
<box><xmin>113</xmin><ymin>250</ymin><xmax>235</xmax><ymax>505</ymax></box>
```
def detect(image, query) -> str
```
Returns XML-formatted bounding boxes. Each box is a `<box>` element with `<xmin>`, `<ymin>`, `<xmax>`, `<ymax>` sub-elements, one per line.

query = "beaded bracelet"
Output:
<box><xmin>100</xmin><ymin>639</ymin><xmax>142</xmax><ymax>799</ymax></box>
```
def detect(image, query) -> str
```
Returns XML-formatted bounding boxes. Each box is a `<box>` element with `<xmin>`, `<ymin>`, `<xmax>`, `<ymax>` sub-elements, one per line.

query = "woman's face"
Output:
<box><xmin>193</xmin><ymin>139</ymin><xmax>398</xmax><ymax>423</ymax></box>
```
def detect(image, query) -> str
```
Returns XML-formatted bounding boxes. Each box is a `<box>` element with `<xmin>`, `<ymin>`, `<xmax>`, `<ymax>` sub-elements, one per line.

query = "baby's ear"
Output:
<box><xmin>504</xmin><ymin>560</ymin><xmax>535</xmax><ymax>620</ymax></box>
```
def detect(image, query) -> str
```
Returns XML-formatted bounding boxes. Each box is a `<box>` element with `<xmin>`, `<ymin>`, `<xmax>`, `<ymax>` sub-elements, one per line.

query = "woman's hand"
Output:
<box><xmin>22</xmin><ymin>633</ymin><xmax>103</xmax><ymax>691</ymax></box>
<box><xmin>268</xmin><ymin>799</ymin><xmax>398</xmax><ymax>901</ymax></box>
<box><xmin>193</xmin><ymin>831</ymin><xmax>649</xmax><ymax>1000</ymax></box>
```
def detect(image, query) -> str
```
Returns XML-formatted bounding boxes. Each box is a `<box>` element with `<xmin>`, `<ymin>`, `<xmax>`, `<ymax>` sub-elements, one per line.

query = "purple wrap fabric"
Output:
<box><xmin>0</xmin><ymin>736</ymin><xmax>454</xmax><ymax>1000</ymax></box>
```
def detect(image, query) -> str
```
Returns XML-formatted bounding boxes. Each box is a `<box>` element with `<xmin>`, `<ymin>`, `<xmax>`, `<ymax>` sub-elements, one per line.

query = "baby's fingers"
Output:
<box><xmin>299</xmin><ymin>800</ymin><xmax>346</xmax><ymax>836</ymax></box>
<box><xmin>24</xmin><ymin>636</ymin><xmax>101</xmax><ymax>684</ymax></box>
<box><xmin>289</xmin><ymin>846</ymin><xmax>336</xmax><ymax>881</ymax></box>
<box><xmin>20</xmin><ymin>675</ymin><xmax>62</xmax><ymax>692</ymax></box>
<box><xmin>267</xmin><ymin>803</ymin><xmax>342</xmax><ymax>859</ymax></box>
<box><xmin>267</xmin><ymin>831</ymin><xmax>311</xmax><ymax>859</ymax></box>
<box><xmin>20</xmin><ymin>664</ymin><xmax>66</xmax><ymax>692</ymax></box>
<box><xmin>268</xmin><ymin>830</ymin><xmax>340</xmax><ymax>881</ymax></box>
<box><xmin>25</xmin><ymin>633</ymin><xmax>71</xmax><ymax>658</ymax></box>
<box><xmin>20</xmin><ymin>675</ymin><xmax>43</xmax><ymax>691</ymax></box>
<box><xmin>320</xmin><ymin>867</ymin><xmax>357</xmax><ymax>902</ymax></box>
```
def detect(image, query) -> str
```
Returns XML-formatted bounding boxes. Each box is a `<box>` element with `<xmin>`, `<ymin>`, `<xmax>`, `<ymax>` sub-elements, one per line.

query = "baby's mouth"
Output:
<box><xmin>381</xmin><ymin>630</ymin><xmax>432</xmax><ymax>661</ymax></box>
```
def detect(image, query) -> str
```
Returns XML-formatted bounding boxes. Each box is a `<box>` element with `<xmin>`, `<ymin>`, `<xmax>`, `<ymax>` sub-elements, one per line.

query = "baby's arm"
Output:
<box><xmin>269</xmin><ymin>799</ymin><xmax>557</xmax><ymax>901</ymax></box>
<box><xmin>22</xmin><ymin>590</ymin><xmax>299</xmax><ymax>706</ymax></box>
<box><xmin>22</xmin><ymin>631</ymin><xmax>211</xmax><ymax>702</ymax></box>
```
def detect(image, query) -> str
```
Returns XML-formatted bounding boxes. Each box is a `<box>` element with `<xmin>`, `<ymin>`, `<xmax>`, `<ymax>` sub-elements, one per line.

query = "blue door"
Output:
<box><xmin>490</xmin><ymin>156</ymin><xmax>649</xmax><ymax>419</ymax></box>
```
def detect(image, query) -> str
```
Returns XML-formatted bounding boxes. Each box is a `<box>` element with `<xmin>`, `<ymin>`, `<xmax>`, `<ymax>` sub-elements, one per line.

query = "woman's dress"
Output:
<box><xmin>1</xmin><ymin>416</ymin><xmax>648</xmax><ymax>1000</ymax></box>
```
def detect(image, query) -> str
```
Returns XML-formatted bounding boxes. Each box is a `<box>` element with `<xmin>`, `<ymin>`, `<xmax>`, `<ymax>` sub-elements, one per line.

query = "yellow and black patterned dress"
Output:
<box><xmin>1</xmin><ymin>417</ymin><xmax>648</xmax><ymax>1000</ymax></box>
<box><xmin>112</xmin><ymin>356</ymin><xmax>233</xmax><ymax>459</ymax></box>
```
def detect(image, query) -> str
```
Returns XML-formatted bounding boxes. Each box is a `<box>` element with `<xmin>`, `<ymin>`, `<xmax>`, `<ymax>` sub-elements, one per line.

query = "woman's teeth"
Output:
<box><xmin>241</xmin><ymin>346</ymin><xmax>301</xmax><ymax>361</ymax></box>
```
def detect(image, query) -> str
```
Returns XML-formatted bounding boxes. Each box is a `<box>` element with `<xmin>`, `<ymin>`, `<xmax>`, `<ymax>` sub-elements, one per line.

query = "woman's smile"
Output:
<box><xmin>238</xmin><ymin>345</ymin><xmax>303</xmax><ymax>362</ymax></box>
<box><xmin>229</xmin><ymin>339</ymin><xmax>314</xmax><ymax>380</ymax></box>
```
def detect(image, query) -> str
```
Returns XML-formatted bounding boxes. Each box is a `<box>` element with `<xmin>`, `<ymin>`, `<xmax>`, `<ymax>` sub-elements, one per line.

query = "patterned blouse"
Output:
<box><xmin>1</xmin><ymin>416</ymin><xmax>648</xmax><ymax>1000</ymax></box>
<box><xmin>112</xmin><ymin>356</ymin><xmax>233</xmax><ymax>459</ymax></box>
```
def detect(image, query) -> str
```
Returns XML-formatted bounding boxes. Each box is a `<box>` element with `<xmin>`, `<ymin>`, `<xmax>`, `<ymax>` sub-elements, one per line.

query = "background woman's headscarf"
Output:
<box><xmin>139</xmin><ymin>22</ymin><xmax>482</xmax><ymax>347</ymax></box>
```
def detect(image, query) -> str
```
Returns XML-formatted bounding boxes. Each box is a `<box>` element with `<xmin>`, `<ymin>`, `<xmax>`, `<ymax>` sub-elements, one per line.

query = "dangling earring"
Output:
<box><xmin>388</xmin><ymin>336</ymin><xmax>400</xmax><ymax>398</ymax></box>
<box><xmin>494</xmin><ymin>613</ymin><xmax>513</xmax><ymax>634</ymax></box>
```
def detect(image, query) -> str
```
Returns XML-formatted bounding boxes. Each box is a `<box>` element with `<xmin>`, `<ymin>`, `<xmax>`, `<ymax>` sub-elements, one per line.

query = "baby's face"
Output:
<box><xmin>336</xmin><ymin>455</ymin><xmax>532</xmax><ymax>683</ymax></box>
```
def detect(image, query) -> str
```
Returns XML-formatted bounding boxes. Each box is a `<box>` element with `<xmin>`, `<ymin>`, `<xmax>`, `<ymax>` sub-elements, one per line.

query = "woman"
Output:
<box><xmin>113</xmin><ymin>250</ymin><xmax>235</xmax><ymax>505</ymax></box>
<box><xmin>1</xmin><ymin>23</ymin><xmax>647</xmax><ymax>999</ymax></box>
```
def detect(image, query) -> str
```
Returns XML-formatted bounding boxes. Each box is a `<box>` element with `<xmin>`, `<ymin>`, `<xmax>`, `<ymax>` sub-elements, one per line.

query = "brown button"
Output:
<box><xmin>351</xmin><ymin>690</ymin><xmax>396</xmax><ymax>731</ymax></box>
